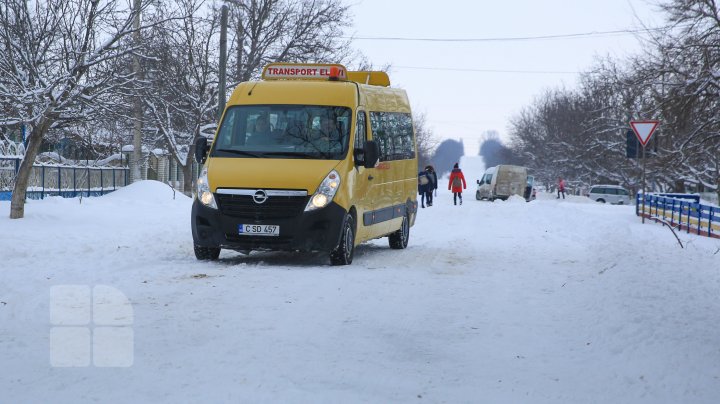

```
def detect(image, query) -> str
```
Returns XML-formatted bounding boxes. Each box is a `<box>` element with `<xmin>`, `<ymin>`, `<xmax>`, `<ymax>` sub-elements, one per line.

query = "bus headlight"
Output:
<box><xmin>305</xmin><ymin>170</ymin><xmax>340</xmax><ymax>211</ymax></box>
<box><xmin>196</xmin><ymin>167</ymin><xmax>217</xmax><ymax>209</ymax></box>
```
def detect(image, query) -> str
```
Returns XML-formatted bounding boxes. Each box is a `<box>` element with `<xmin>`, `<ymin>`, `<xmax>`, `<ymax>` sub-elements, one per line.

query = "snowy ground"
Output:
<box><xmin>2</xmin><ymin>181</ymin><xmax>720</xmax><ymax>403</ymax></box>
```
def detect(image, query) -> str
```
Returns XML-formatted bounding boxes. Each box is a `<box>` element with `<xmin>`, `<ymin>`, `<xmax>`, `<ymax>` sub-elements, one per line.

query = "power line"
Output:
<box><xmin>393</xmin><ymin>65</ymin><xmax>580</xmax><ymax>74</ymax></box>
<box><xmin>344</xmin><ymin>27</ymin><xmax>668</xmax><ymax>42</ymax></box>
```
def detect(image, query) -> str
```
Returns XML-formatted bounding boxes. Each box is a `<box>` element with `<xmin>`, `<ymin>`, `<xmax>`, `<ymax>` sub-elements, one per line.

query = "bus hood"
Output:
<box><xmin>207</xmin><ymin>158</ymin><xmax>341</xmax><ymax>193</ymax></box>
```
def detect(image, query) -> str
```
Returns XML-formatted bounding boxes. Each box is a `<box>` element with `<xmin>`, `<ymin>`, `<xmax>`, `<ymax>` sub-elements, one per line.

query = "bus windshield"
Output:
<box><xmin>211</xmin><ymin>105</ymin><xmax>351</xmax><ymax>160</ymax></box>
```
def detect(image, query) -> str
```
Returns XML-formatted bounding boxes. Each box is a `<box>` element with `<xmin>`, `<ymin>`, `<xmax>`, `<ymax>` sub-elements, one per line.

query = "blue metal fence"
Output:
<box><xmin>636</xmin><ymin>193</ymin><xmax>720</xmax><ymax>239</ymax></box>
<box><xmin>0</xmin><ymin>157</ymin><xmax>129</xmax><ymax>201</ymax></box>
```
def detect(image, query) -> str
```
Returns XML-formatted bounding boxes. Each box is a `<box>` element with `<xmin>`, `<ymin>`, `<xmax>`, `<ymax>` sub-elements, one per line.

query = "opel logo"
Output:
<box><xmin>253</xmin><ymin>189</ymin><xmax>268</xmax><ymax>204</ymax></box>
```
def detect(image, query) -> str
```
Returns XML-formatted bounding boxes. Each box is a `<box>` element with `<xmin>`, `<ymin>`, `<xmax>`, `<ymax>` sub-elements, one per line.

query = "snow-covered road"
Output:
<box><xmin>1</xmin><ymin>181</ymin><xmax>719</xmax><ymax>403</ymax></box>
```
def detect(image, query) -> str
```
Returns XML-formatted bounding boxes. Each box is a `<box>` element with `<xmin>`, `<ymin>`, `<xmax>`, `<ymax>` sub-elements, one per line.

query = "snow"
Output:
<box><xmin>121</xmin><ymin>145</ymin><xmax>150</xmax><ymax>153</ymax></box>
<box><xmin>458</xmin><ymin>155</ymin><xmax>486</xmax><ymax>183</ymax></box>
<box><xmin>2</xmin><ymin>180</ymin><xmax>720</xmax><ymax>403</ymax></box>
<box><xmin>500</xmin><ymin>194</ymin><xmax>527</xmax><ymax>203</ymax></box>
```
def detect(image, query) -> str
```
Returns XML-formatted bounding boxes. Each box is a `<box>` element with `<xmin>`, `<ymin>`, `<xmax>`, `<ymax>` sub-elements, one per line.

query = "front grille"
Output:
<box><xmin>215</xmin><ymin>193</ymin><xmax>308</xmax><ymax>219</ymax></box>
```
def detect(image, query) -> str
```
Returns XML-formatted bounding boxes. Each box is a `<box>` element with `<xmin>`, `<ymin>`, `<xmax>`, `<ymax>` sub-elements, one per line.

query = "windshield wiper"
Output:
<box><xmin>214</xmin><ymin>149</ymin><xmax>263</xmax><ymax>158</ymax></box>
<box><xmin>261</xmin><ymin>151</ymin><xmax>319</xmax><ymax>159</ymax></box>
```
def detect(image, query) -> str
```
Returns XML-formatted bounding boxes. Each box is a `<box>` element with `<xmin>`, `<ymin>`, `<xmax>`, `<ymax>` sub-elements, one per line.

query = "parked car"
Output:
<box><xmin>587</xmin><ymin>185</ymin><xmax>631</xmax><ymax>204</ymax></box>
<box><xmin>476</xmin><ymin>165</ymin><xmax>531</xmax><ymax>201</ymax></box>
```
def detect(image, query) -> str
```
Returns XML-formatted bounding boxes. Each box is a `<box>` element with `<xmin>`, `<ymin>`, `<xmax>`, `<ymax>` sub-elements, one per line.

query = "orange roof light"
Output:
<box><xmin>329</xmin><ymin>66</ymin><xmax>340</xmax><ymax>81</ymax></box>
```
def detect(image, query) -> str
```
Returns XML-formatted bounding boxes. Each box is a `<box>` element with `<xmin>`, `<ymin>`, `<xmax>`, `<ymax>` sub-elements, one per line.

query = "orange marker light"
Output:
<box><xmin>329</xmin><ymin>66</ymin><xmax>340</xmax><ymax>81</ymax></box>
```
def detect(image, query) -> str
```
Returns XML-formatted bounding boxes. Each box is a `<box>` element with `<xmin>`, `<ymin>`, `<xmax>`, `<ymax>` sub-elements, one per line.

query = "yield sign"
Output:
<box><xmin>630</xmin><ymin>120</ymin><xmax>660</xmax><ymax>146</ymax></box>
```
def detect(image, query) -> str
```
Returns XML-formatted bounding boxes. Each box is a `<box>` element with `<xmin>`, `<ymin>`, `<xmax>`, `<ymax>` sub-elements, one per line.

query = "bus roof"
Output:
<box><xmin>227</xmin><ymin>78</ymin><xmax>410</xmax><ymax>113</ymax></box>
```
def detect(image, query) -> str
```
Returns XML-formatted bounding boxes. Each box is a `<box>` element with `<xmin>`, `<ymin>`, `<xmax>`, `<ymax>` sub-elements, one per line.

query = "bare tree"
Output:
<box><xmin>141</xmin><ymin>0</ymin><xmax>220</xmax><ymax>194</ymax></box>
<box><xmin>0</xmin><ymin>0</ymin><xmax>157</xmax><ymax>218</ymax></box>
<box><xmin>649</xmin><ymin>0</ymin><xmax>720</xmax><ymax>200</ymax></box>
<box><xmin>137</xmin><ymin>0</ymin><xmax>355</xmax><ymax>195</ymax></box>
<box><xmin>228</xmin><ymin>0</ymin><xmax>353</xmax><ymax>82</ymax></box>
<box><xmin>506</xmin><ymin>1</ymin><xmax>720</xmax><ymax>199</ymax></box>
<box><xmin>414</xmin><ymin>112</ymin><xmax>438</xmax><ymax>169</ymax></box>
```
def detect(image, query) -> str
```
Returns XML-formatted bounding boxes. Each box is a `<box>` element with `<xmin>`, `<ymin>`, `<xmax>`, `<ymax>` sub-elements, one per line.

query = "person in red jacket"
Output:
<box><xmin>448</xmin><ymin>162</ymin><xmax>467</xmax><ymax>205</ymax></box>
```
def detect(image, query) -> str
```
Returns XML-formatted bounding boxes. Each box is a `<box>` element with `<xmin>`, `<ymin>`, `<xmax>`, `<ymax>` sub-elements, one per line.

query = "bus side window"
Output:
<box><xmin>400</xmin><ymin>113</ymin><xmax>414</xmax><ymax>159</ymax></box>
<box><xmin>354</xmin><ymin>111</ymin><xmax>366</xmax><ymax>150</ymax></box>
<box><xmin>369</xmin><ymin>112</ymin><xmax>389</xmax><ymax>161</ymax></box>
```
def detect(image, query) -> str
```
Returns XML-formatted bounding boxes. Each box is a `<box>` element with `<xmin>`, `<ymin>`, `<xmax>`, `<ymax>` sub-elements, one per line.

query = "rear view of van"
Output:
<box><xmin>476</xmin><ymin>165</ymin><xmax>529</xmax><ymax>201</ymax></box>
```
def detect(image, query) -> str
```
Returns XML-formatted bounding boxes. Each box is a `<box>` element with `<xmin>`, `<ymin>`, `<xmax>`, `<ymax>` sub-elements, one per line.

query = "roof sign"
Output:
<box><xmin>262</xmin><ymin>63</ymin><xmax>348</xmax><ymax>81</ymax></box>
<box><xmin>630</xmin><ymin>120</ymin><xmax>660</xmax><ymax>146</ymax></box>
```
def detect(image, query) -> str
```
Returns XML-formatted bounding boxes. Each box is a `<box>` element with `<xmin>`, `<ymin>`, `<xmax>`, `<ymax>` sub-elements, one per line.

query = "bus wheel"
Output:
<box><xmin>389</xmin><ymin>213</ymin><xmax>410</xmax><ymax>249</ymax></box>
<box><xmin>194</xmin><ymin>245</ymin><xmax>220</xmax><ymax>261</ymax></box>
<box><xmin>330</xmin><ymin>214</ymin><xmax>355</xmax><ymax>265</ymax></box>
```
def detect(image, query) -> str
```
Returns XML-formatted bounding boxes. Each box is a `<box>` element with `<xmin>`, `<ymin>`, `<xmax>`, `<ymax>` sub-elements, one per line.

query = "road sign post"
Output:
<box><xmin>630</xmin><ymin>120</ymin><xmax>660</xmax><ymax>224</ymax></box>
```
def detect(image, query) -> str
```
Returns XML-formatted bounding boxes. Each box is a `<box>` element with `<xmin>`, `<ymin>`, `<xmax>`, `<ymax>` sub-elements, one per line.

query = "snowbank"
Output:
<box><xmin>502</xmin><ymin>194</ymin><xmax>527</xmax><ymax>203</ymax></box>
<box><xmin>102</xmin><ymin>180</ymin><xmax>191</xmax><ymax>203</ymax></box>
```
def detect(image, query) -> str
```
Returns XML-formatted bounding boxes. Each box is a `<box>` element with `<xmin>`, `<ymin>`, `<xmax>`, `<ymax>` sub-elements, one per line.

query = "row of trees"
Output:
<box><xmin>1</xmin><ymin>0</ymin><xmax>437</xmax><ymax>219</ymax></box>
<box><xmin>508</xmin><ymin>0</ymin><xmax>719</xmax><ymax>200</ymax></box>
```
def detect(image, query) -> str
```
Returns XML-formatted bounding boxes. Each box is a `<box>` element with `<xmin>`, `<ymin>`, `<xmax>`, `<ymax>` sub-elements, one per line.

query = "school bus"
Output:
<box><xmin>191</xmin><ymin>63</ymin><xmax>418</xmax><ymax>265</ymax></box>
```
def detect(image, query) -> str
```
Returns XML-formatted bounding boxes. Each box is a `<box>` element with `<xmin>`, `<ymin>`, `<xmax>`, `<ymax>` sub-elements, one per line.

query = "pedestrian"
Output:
<box><xmin>557</xmin><ymin>177</ymin><xmax>566</xmax><ymax>199</ymax></box>
<box><xmin>425</xmin><ymin>165</ymin><xmax>438</xmax><ymax>206</ymax></box>
<box><xmin>418</xmin><ymin>168</ymin><xmax>432</xmax><ymax>208</ymax></box>
<box><xmin>448</xmin><ymin>162</ymin><xmax>466</xmax><ymax>205</ymax></box>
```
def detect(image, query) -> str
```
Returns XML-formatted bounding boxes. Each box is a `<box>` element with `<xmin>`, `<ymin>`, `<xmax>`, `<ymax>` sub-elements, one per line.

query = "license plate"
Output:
<box><xmin>238</xmin><ymin>224</ymin><xmax>280</xmax><ymax>236</ymax></box>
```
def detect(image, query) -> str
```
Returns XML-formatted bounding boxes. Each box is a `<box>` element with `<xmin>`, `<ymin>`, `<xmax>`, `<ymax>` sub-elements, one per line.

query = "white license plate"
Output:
<box><xmin>238</xmin><ymin>224</ymin><xmax>280</xmax><ymax>236</ymax></box>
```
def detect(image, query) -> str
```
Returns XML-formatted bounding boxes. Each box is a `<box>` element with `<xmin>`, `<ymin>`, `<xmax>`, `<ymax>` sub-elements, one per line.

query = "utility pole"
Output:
<box><xmin>131</xmin><ymin>0</ymin><xmax>143</xmax><ymax>182</ymax></box>
<box><xmin>218</xmin><ymin>5</ymin><xmax>228</xmax><ymax>120</ymax></box>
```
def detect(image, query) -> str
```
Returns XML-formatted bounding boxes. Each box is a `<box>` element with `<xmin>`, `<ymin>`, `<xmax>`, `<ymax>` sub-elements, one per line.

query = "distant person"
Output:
<box><xmin>426</xmin><ymin>165</ymin><xmax>438</xmax><ymax>206</ymax></box>
<box><xmin>418</xmin><ymin>168</ymin><xmax>432</xmax><ymax>208</ymax></box>
<box><xmin>557</xmin><ymin>177</ymin><xmax>566</xmax><ymax>199</ymax></box>
<box><xmin>448</xmin><ymin>162</ymin><xmax>467</xmax><ymax>205</ymax></box>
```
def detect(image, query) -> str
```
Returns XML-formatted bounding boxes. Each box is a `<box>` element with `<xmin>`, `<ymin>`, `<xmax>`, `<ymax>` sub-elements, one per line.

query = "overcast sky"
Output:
<box><xmin>347</xmin><ymin>0</ymin><xmax>664</xmax><ymax>155</ymax></box>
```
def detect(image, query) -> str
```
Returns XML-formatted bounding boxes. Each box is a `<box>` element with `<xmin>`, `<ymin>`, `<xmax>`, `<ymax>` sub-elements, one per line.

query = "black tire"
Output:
<box><xmin>194</xmin><ymin>245</ymin><xmax>220</xmax><ymax>260</ymax></box>
<box><xmin>476</xmin><ymin>191</ymin><xmax>482</xmax><ymax>200</ymax></box>
<box><xmin>388</xmin><ymin>213</ymin><xmax>410</xmax><ymax>249</ymax></box>
<box><xmin>330</xmin><ymin>214</ymin><xmax>355</xmax><ymax>265</ymax></box>
<box><xmin>596</xmin><ymin>198</ymin><xmax>606</xmax><ymax>203</ymax></box>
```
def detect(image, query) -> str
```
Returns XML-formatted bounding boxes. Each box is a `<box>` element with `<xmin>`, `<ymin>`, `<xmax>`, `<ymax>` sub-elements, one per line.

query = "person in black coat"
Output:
<box><xmin>418</xmin><ymin>168</ymin><xmax>432</xmax><ymax>208</ymax></box>
<box><xmin>425</xmin><ymin>165</ymin><xmax>437</xmax><ymax>206</ymax></box>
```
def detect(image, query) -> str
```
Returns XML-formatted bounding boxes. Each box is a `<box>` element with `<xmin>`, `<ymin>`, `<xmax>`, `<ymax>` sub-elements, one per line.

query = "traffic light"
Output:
<box><xmin>626</xmin><ymin>130</ymin><xmax>639</xmax><ymax>158</ymax></box>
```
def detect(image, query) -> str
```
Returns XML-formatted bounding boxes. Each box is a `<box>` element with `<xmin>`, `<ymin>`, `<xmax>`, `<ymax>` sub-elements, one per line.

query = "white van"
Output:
<box><xmin>476</xmin><ymin>165</ymin><xmax>529</xmax><ymax>201</ymax></box>
<box><xmin>587</xmin><ymin>185</ymin><xmax>631</xmax><ymax>204</ymax></box>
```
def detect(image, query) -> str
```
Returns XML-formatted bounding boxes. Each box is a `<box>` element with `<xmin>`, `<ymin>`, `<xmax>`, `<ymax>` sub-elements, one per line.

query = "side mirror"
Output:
<box><xmin>477</xmin><ymin>180</ymin><xmax>481</xmax><ymax>185</ymax></box>
<box><xmin>195</xmin><ymin>137</ymin><xmax>209</xmax><ymax>164</ymax></box>
<box><xmin>363</xmin><ymin>140</ymin><xmax>380</xmax><ymax>169</ymax></box>
<box><xmin>353</xmin><ymin>147</ymin><xmax>364</xmax><ymax>166</ymax></box>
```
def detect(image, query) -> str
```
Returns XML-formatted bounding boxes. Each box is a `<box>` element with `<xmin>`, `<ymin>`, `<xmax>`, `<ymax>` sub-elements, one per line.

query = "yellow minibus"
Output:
<box><xmin>191</xmin><ymin>63</ymin><xmax>418</xmax><ymax>265</ymax></box>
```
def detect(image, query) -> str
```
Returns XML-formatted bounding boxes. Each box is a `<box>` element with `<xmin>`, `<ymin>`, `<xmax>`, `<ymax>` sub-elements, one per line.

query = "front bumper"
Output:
<box><xmin>191</xmin><ymin>198</ymin><xmax>346</xmax><ymax>252</ymax></box>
